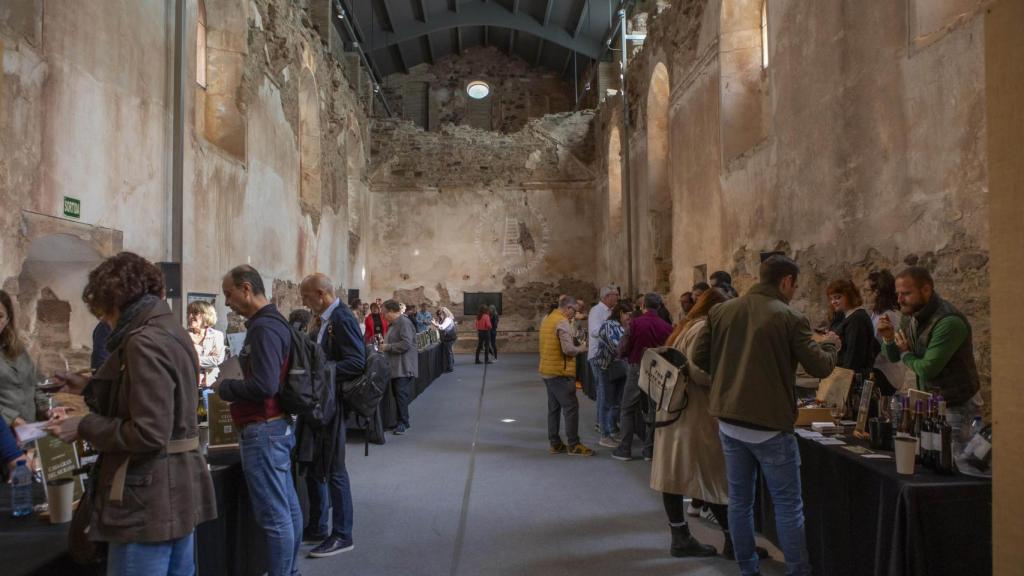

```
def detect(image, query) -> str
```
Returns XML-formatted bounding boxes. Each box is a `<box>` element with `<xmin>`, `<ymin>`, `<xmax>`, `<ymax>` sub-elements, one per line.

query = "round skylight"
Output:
<box><xmin>466</xmin><ymin>81</ymin><xmax>490</xmax><ymax>99</ymax></box>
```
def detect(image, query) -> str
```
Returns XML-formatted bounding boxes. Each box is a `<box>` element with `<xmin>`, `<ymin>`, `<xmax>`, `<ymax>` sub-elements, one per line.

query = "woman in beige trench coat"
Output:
<box><xmin>651</xmin><ymin>288</ymin><xmax>768</xmax><ymax>561</ymax></box>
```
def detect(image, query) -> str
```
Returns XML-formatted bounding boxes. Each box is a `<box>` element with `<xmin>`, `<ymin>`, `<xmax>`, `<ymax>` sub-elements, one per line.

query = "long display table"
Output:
<box><xmin>757</xmin><ymin>432</ymin><xmax>992</xmax><ymax>576</ymax></box>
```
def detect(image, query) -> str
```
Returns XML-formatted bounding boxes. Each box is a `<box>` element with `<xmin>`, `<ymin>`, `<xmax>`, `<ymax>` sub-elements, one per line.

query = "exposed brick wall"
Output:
<box><xmin>380</xmin><ymin>46</ymin><xmax>575</xmax><ymax>134</ymax></box>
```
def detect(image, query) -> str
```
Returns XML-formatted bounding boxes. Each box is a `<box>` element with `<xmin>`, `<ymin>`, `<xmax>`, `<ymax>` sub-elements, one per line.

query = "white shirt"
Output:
<box><xmin>439</xmin><ymin>317</ymin><xmax>454</xmax><ymax>331</ymax></box>
<box><xmin>317</xmin><ymin>298</ymin><xmax>341</xmax><ymax>345</ymax></box>
<box><xmin>193</xmin><ymin>327</ymin><xmax>225</xmax><ymax>386</ymax></box>
<box><xmin>718</xmin><ymin>421</ymin><xmax>781</xmax><ymax>444</ymax></box>
<box><xmin>587</xmin><ymin>301</ymin><xmax>611</xmax><ymax>361</ymax></box>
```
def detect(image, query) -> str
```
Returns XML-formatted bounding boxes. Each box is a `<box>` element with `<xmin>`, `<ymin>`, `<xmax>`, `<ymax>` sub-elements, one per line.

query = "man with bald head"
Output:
<box><xmin>299</xmin><ymin>273</ymin><xmax>365</xmax><ymax>558</ymax></box>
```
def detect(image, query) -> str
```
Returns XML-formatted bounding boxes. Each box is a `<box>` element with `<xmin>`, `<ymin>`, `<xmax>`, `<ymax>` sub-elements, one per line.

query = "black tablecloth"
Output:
<box><xmin>758</xmin><ymin>433</ymin><xmax>992</xmax><ymax>576</ymax></box>
<box><xmin>197</xmin><ymin>450</ymin><xmax>266</xmax><ymax>576</ymax></box>
<box><xmin>0</xmin><ymin>482</ymin><xmax>84</xmax><ymax>576</ymax></box>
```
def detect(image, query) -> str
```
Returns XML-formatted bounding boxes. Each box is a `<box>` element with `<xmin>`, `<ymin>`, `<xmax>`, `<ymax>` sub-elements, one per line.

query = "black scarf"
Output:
<box><xmin>105</xmin><ymin>294</ymin><xmax>161</xmax><ymax>352</ymax></box>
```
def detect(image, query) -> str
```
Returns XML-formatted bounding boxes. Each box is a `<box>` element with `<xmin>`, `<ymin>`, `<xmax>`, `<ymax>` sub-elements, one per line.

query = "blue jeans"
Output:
<box><xmin>305</xmin><ymin>426</ymin><xmax>354</xmax><ymax>540</ymax></box>
<box><xmin>107</xmin><ymin>531</ymin><xmax>194</xmax><ymax>576</ymax></box>
<box><xmin>239</xmin><ymin>418</ymin><xmax>303</xmax><ymax>576</ymax></box>
<box><xmin>720</xmin><ymin>430</ymin><xmax>810</xmax><ymax>576</ymax></box>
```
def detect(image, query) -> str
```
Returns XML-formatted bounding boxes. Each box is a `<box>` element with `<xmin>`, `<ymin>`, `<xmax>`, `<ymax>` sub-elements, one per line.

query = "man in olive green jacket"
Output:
<box><xmin>694</xmin><ymin>255</ymin><xmax>839</xmax><ymax>576</ymax></box>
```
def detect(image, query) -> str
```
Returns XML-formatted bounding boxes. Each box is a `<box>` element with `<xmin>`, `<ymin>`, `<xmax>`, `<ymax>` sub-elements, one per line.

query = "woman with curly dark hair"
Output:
<box><xmin>48</xmin><ymin>252</ymin><xmax>216</xmax><ymax>575</ymax></box>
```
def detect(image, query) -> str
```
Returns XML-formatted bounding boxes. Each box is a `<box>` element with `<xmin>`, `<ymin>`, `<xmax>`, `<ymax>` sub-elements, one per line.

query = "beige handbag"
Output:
<box><xmin>638</xmin><ymin>347</ymin><xmax>690</xmax><ymax>428</ymax></box>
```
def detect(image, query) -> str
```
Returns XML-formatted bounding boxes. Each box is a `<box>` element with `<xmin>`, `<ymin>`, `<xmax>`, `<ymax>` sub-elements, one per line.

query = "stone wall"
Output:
<box><xmin>369</xmin><ymin>111</ymin><xmax>599</xmax><ymax>351</ymax></box>
<box><xmin>381</xmin><ymin>46</ymin><xmax>575</xmax><ymax>133</ymax></box>
<box><xmin>595</xmin><ymin>0</ymin><xmax>992</xmax><ymax>406</ymax></box>
<box><xmin>0</xmin><ymin>0</ymin><xmax>372</xmax><ymax>364</ymax></box>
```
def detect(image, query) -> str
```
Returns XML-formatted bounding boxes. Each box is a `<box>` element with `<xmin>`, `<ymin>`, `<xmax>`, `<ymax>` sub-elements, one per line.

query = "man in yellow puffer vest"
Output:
<box><xmin>538</xmin><ymin>296</ymin><xmax>594</xmax><ymax>456</ymax></box>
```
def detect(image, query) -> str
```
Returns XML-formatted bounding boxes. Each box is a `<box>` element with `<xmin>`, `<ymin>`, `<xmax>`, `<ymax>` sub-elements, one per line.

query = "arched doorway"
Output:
<box><xmin>608</xmin><ymin>125</ymin><xmax>623</xmax><ymax>232</ymax></box>
<box><xmin>298</xmin><ymin>67</ymin><xmax>322</xmax><ymax>222</ymax></box>
<box><xmin>646</xmin><ymin>62</ymin><xmax>672</xmax><ymax>293</ymax></box>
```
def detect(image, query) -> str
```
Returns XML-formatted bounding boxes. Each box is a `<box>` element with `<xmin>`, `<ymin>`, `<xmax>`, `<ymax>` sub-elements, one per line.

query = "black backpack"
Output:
<box><xmin>343</xmin><ymin>349</ymin><xmax>389</xmax><ymax>420</ymax></box>
<box><xmin>269</xmin><ymin>315</ymin><xmax>337</xmax><ymax>428</ymax></box>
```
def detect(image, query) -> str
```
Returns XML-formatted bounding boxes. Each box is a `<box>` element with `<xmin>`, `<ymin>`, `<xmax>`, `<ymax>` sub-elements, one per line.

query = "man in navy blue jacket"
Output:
<box><xmin>300</xmin><ymin>273</ymin><xmax>365</xmax><ymax>558</ymax></box>
<box><xmin>218</xmin><ymin>265</ymin><xmax>301</xmax><ymax>576</ymax></box>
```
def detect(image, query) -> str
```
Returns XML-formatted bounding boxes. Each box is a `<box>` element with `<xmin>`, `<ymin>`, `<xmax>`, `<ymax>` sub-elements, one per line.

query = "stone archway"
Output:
<box><xmin>298</xmin><ymin>66</ymin><xmax>322</xmax><ymax>222</ymax></box>
<box><xmin>646</xmin><ymin>62</ymin><xmax>672</xmax><ymax>292</ymax></box>
<box><xmin>720</xmin><ymin>0</ymin><xmax>769</xmax><ymax>163</ymax></box>
<box><xmin>608</xmin><ymin>125</ymin><xmax>623</xmax><ymax>232</ymax></box>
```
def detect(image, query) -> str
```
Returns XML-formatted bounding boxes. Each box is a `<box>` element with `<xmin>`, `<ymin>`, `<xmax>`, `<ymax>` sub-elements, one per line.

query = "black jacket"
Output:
<box><xmin>298</xmin><ymin>301</ymin><xmax>366</xmax><ymax>481</ymax></box>
<box><xmin>324</xmin><ymin>302</ymin><xmax>366</xmax><ymax>381</ymax></box>
<box><xmin>836</xmin><ymin>308</ymin><xmax>879</xmax><ymax>374</ymax></box>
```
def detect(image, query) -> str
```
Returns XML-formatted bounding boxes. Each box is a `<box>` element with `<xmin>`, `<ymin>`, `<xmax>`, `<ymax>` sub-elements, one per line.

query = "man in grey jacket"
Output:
<box><xmin>381</xmin><ymin>299</ymin><xmax>418</xmax><ymax>435</ymax></box>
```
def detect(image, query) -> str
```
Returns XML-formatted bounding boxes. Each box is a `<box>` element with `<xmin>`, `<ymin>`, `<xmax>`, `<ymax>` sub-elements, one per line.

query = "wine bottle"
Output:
<box><xmin>937</xmin><ymin>401</ymin><xmax>955</xmax><ymax>475</ymax></box>
<box><xmin>926</xmin><ymin>399</ymin><xmax>939</xmax><ymax>469</ymax></box>
<box><xmin>913</xmin><ymin>400</ymin><xmax>924</xmax><ymax>459</ymax></box>
<box><xmin>890</xmin><ymin>396</ymin><xmax>903</xmax><ymax>433</ymax></box>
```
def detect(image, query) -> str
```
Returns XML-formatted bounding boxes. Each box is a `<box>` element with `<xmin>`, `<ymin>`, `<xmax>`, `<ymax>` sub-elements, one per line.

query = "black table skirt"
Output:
<box><xmin>758</xmin><ymin>434</ymin><xmax>992</xmax><ymax>576</ymax></box>
<box><xmin>0</xmin><ymin>482</ymin><xmax>85</xmax><ymax>576</ymax></box>
<box><xmin>196</xmin><ymin>450</ymin><xmax>266</xmax><ymax>576</ymax></box>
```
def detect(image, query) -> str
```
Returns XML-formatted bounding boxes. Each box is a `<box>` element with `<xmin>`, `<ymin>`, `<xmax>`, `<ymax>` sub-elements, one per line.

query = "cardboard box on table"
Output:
<box><xmin>794</xmin><ymin>366</ymin><xmax>855</xmax><ymax>426</ymax></box>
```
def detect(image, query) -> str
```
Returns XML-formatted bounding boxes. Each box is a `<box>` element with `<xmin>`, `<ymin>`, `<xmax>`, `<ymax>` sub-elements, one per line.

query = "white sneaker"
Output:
<box><xmin>700</xmin><ymin>506</ymin><xmax>719</xmax><ymax>525</ymax></box>
<box><xmin>599</xmin><ymin>436</ymin><xmax>618</xmax><ymax>448</ymax></box>
<box><xmin>686</xmin><ymin>502</ymin><xmax>701</xmax><ymax>517</ymax></box>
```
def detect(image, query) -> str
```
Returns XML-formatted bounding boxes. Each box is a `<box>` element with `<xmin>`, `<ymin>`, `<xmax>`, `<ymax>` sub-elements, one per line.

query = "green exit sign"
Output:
<box><xmin>63</xmin><ymin>196</ymin><xmax>81</xmax><ymax>219</ymax></box>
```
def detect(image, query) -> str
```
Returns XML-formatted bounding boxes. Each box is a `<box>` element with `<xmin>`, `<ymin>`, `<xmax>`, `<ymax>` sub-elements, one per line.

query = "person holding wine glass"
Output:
<box><xmin>0</xmin><ymin>289</ymin><xmax>49</xmax><ymax>431</ymax></box>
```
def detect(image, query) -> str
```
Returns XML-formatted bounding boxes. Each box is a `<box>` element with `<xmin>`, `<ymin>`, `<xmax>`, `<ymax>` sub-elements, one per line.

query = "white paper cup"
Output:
<box><xmin>894</xmin><ymin>436</ymin><xmax>917</xmax><ymax>475</ymax></box>
<box><xmin>46</xmin><ymin>478</ymin><xmax>74</xmax><ymax>524</ymax></box>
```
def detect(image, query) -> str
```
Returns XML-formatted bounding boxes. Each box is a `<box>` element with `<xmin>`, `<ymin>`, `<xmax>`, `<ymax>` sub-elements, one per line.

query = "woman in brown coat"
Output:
<box><xmin>653</xmin><ymin>288</ymin><xmax>768</xmax><ymax>561</ymax></box>
<box><xmin>48</xmin><ymin>252</ymin><xmax>216</xmax><ymax>576</ymax></box>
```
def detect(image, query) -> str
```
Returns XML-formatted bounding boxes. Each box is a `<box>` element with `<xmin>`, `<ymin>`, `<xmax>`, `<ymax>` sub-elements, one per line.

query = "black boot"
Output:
<box><xmin>670</xmin><ymin>524</ymin><xmax>717</xmax><ymax>558</ymax></box>
<box><xmin>475</xmin><ymin>354</ymin><xmax>481</xmax><ymax>364</ymax></box>
<box><xmin>721</xmin><ymin>531</ymin><xmax>770</xmax><ymax>561</ymax></box>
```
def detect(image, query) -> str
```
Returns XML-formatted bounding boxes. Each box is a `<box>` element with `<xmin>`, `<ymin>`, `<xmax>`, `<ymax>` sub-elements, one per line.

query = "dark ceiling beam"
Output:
<box><xmin>483</xmin><ymin>25</ymin><xmax>489</xmax><ymax>46</ymax></box>
<box><xmin>391</xmin><ymin>44</ymin><xmax>409</xmax><ymax>74</ymax></box>
<box><xmin>540</xmin><ymin>0</ymin><xmax>553</xmax><ymax>26</ymax></box>
<box><xmin>455</xmin><ymin>26</ymin><xmax>463</xmax><ymax>54</ymax></box>
<box><xmin>418</xmin><ymin>0</ymin><xmax>429</xmax><ymax>22</ymax></box>
<box><xmin>561</xmin><ymin>50</ymin><xmax>573</xmax><ymax>76</ymax></box>
<box><xmin>508</xmin><ymin>28</ymin><xmax>515</xmax><ymax>55</ymax></box>
<box><xmin>534</xmin><ymin>39</ymin><xmax>544</xmax><ymax>67</ymax></box>
<box><xmin>510</xmin><ymin>0</ymin><xmax>520</xmax><ymax>15</ymax></box>
<box><xmin>424</xmin><ymin>33</ymin><xmax>435</xmax><ymax>64</ymax></box>
<box><xmin>378</xmin><ymin>0</ymin><xmax>397</xmax><ymax>31</ymax></box>
<box><xmin>450</xmin><ymin>0</ymin><xmax>459</xmax><ymax>12</ymax></box>
<box><xmin>572</xmin><ymin>0</ymin><xmax>587</xmax><ymax>38</ymax></box>
<box><xmin>365</xmin><ymin>3</ymin><xmax>604</xmax><ymax>58</ymax></box>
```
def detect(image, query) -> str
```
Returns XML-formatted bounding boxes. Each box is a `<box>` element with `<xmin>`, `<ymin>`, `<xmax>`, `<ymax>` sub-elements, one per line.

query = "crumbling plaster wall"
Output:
<box><xmin>184</xmin><ymin>0</ymin><xmax>372</xmax><ymax>329</ymax></box>
<box><xmin>382</xmin><ymin>46</ymin><xmax>575</xmax><ymax>133</ymax></box>
<box><xmin>599</xmin><ymin>0</ymin><xmax>991</xmax><ymax>403</ymax></box>
<box><xmin>1</xmin><ymin>0</ymin><xmax>373</xmax><ymax>366</ymax></box>
<box><xmin>369</xmin><ymin>111</ymin><xmax>598</xmax><ymax>351</ymax></box>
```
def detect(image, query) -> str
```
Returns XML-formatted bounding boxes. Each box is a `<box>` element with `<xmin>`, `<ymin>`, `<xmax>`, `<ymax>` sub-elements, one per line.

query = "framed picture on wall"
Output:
<box><xmin>464</xmin><ymin>292</ymin><xmax>503</xmax><ymax>316</ymax></box>
<box><xmin>187</xmin><ymin>292</ymin><xmax>218</xmax><ymax>306</ymax></box>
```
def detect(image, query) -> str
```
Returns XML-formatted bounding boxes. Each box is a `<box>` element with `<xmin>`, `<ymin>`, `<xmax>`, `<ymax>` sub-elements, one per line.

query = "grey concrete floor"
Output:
<box><xmin>297</xmin><ymin>354</ymin><xmax>784</xmax><ymax>576</ymax></box>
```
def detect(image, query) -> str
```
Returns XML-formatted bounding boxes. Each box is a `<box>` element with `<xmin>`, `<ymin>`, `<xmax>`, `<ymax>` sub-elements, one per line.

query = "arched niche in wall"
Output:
<box><xmin>719</xmin><ymin>0</ymin><xmax>769</xmax><ymax>164</ymax></box>
<box><xmin>346</xmin><ymin>123</ymin><xmax>367</xmax><ymax>289</ymax></box>
<box><xmin>298</xmin><ymin>66</ymin><xmax>322</xmax><ymax>220</ymax></box>
<box><xmin>608</xmin><ymin>125</ymin><xmax>623</xmax><ymax>232</ymax></box>
<box><xmin>646</xmin><ymin>61</ymin><xmax>673</xmax><ymax>291</ymax></box>
<box><xmin>198</xmin><ymin>0</ymin><xmax>248</xmax><ymax>162</ymax></box>
<box><xmin>14</xmin><ymin>212</ymin><xmax>122</xmax><ymax>374</ymax></box>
